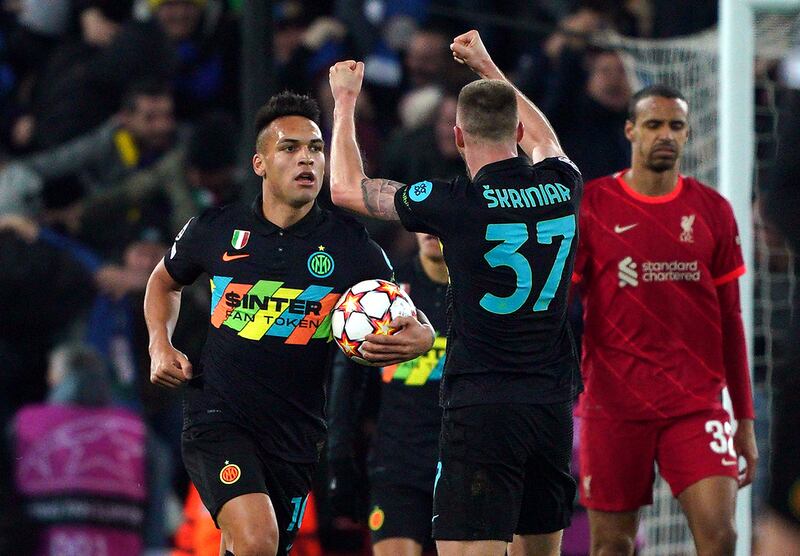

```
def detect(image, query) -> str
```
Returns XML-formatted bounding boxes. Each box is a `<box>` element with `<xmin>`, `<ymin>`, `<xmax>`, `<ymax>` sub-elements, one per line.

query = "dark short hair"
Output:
<box><xmin>254</xmin><ymin>91</ymin><xmax>321</xmax><ymax>147</ymax></box>
<box><xmin>627</xmin><ymin>84</ymin><xmax>687</xmax><ymax>122</ymax></box>
<box><xmin>121</xmin><ymin>78</ymin><xmax>173</xmax><ymax>112</ymax></box>
<box><xmin>457</xmin><ymin>79</ymin><xmax>518</xmax><ymax>143</ymax></box>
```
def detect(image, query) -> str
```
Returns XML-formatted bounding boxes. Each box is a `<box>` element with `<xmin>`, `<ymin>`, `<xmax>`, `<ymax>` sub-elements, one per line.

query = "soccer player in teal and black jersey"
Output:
<box><xmin>143</xmin><ymin>92</ymin><xmax>435</xmax><ymax>556</ymax></box>
<box><xmin>329</xmin><ymin>30</ymin><xmax>582</xmax><ymax>556</ymax></box>
<box><xmin>328</xmin><ymin>232</ymin><xmax>449</xmax><ymax>556</ymax></box>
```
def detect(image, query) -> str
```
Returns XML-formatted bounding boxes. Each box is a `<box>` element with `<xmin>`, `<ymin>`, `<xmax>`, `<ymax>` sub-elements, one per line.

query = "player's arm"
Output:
<box><xmin>450</xmin><ymin>30</ymin><xmax>564</xmax><ymax>163</ymax></box>
<box><xmin>716</xmin><ymin>278</ymin><xmax>757</xmax><ymax>486</ymax></box>
<box><xmin>328</xmin><ymin>60</ymin><xmax>404</xmax><ymax>221</ymax></box>
<box><xmin>143</xmin><ymin>259</ymin><xmax>193</xmax><ymax>388</ymax></box>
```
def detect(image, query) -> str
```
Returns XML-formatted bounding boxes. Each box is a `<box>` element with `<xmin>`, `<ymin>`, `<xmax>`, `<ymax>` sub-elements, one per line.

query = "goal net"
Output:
<box><xmin>597</xmin><ymin>10</ymin><xmax>800</xmax><ymax>556</ymax></box>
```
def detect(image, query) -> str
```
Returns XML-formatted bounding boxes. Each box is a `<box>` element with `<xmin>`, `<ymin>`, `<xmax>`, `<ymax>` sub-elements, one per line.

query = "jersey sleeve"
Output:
<box><xmin>163</xmin><ymin>215</ymin><xmax>206</xmax><ymax>285</ymax></box>
<box><xmin>393</xmin><ymin>178</ymin><xmax>457</xmax><ymax>237</ymax></box>
<box><xmin>711</xmin><ymin>199</ymin><xmax>746</xmax><ymax>286</ymax></box>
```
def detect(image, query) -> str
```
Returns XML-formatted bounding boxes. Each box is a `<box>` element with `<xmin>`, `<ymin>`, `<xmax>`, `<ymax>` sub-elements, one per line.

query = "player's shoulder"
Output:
<box><xmin>197</xmin><ymin>201</ymin><xmax>247</xmax><ymax>226</ymax></box>
<box><xmin>682</xmin><ymin>176</ymin><xmax>728</xmax><ymax>201</ymax></box>
<box><xmin>324</xmin><ymin>207</ymin><xmax>382</xmax><ymax>246</ymax></box>
<box><xmin>326</xmin><ymin>207</ymin><xmax>368</xmax><ymax>233</ymax></box>
<box><xmin>406</xmin><ymin>176</ymin><xmax>462</xmax><ymax>199</ymax></box>
<box><xmin>581</xmin><ymin>173</ymin><xmax>620</xmax><ymax>201</ymax></box>
<box><xmin>681</xmin><ymin>176</ymin><xmax>736</xmax><ymax>214</ymax></box>
<box><xmin>532</xmin><ymin>155</ymin><xmax>583</xmax><ymax>182</ymax></box>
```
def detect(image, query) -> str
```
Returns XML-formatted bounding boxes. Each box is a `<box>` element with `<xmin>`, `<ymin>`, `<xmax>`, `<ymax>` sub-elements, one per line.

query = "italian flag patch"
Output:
<box><xmin>231</xmin><ymin>229</ymin><xmax>250</xmax><ymax>250</ymax></box>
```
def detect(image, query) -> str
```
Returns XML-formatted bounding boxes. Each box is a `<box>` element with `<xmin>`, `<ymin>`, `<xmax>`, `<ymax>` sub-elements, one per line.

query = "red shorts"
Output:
<box><xmin>578</xmin><ymin>408</ymin><xmax>739</xmax><ymax>512</ymax></box>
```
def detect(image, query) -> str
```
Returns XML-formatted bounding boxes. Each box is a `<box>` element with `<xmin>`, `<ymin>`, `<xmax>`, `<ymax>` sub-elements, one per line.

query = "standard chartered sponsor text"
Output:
<box><xmin>641</xmin><ymin>260</ymin><xmax>700</xmax><ymax>282</ymax></box>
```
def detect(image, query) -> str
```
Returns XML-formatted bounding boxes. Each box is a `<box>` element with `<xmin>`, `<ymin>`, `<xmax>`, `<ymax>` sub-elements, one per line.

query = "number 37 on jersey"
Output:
<box><xmin>480</xmin><ymin>215</ymin><xmax>576</xmax><ymax>315</ymax></box>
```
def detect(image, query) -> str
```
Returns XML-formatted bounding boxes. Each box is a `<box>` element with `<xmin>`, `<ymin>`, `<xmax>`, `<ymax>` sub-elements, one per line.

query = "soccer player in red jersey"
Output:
<box><xmin>572</xmin><ymin>85</ymin><xmax>758</xmax><ymax>556</ymax></box>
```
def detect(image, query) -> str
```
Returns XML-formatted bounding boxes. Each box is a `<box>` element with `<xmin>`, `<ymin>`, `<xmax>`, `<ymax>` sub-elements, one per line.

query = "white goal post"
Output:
<box><xmin>719</xmin><ymin>2</ymin><xmax>800</xmax><ymax>555</ymax></box>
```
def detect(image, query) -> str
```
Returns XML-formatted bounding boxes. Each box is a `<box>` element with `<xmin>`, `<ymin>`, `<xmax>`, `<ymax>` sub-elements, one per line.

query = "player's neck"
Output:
<box><xmin>624</xmin><ymin>165</ymin><xmax>681</xmax><ymax>197</ymax></box>
<box><xmin>260</xmin><ymin>193</ymin><xmax>313</xmax><ymax>229</ymax></box>
<box><xmin>465</xmin><ymin>145</ymin><xmax>518</xmax><ymax>180</ymax></box>
<box><xmin>419</xmin><ymin>255</ymin><xmax>449</xmax><ymax>285</ymax></box>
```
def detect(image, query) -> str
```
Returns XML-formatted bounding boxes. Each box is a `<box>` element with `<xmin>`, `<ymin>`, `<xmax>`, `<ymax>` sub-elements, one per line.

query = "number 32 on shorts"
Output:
<box><xmin>705</xmin><ymin>419</ymin><xmax>737</xmax><ymax>461</ymax></box>
<box><xmin>480</xmin><ymin>215</ymin><xmax>576</xmax><ymax>314</ymax></box>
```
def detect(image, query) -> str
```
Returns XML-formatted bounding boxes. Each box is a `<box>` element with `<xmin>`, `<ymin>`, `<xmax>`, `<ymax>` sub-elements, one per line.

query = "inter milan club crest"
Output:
<box><xmin>231</xmin><ymin>229</ymin><xmax>250</xmax><ymax>250</ymax></box>
<box><xmin>219</xmin><ymin>461</ymin><xmax>241</xmax><ymax>484</ymax></box>
<box><xmin>307</xmin><ymin>245</ymin><xmax>334</xmax><ymax>278</ymax></box>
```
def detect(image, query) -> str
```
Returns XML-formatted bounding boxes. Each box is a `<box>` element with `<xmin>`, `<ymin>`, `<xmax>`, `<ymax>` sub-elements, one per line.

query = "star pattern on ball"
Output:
<box><xmin>373</xmin><ymin>315</ymin><xmax>395</xmax><ymax>336</ymax></box>
<box><xmin>336</xmin><ymin>330</ymin><xmax>360</xmax><ymax>356</ymax></box>
<box><xmin>339</xmin><ymin>290</ymin><xmax>364</xmax><ymax>318</ymax></box>
<box><xmin>376</xmin><ymin>280</ymin><xmax>402</xmax><ymax>300</ymax></box>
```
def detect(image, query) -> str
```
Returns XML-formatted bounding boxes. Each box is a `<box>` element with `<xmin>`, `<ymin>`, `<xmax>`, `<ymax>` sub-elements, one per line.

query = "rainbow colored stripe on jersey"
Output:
<box><xmin>382</xmin><ymin>336</ymin><xmax>446</xmax><ymax>385</ymax></box>
<box><xmin>209</xmin><ymin>276</ymin><xmax>339</xmax><ymax>344</ymax></box>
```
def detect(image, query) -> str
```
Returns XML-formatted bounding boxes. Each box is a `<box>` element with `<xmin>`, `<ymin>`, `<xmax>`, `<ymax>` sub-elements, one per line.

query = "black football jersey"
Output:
<box><xmin>370</xmin><ymin>257</ymin><xmax>447</xmax><ymax>487</ymax></box>
<box><xmin>165</xmin><ymin>197</ymin><xmax>393</xmax><ymax>462</ymax></box>
<box><xmin>394</xmin><ymin>156</ymin><xmax>583</xmax><ymax>407</ymax></box>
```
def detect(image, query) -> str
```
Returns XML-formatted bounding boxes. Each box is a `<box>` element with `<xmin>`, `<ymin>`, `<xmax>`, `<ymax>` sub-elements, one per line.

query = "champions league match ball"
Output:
<box><xmin>331</xmin><ymin>279</ymin><xmax>417</xmax><ymax>365</ymax></box>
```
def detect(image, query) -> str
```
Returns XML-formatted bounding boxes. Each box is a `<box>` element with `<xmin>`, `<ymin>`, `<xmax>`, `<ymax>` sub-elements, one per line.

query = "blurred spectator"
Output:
<box><xmin>6</xmin><ymin>79</ymin><xmax>182</xmax><ymax>203</ymax></box>
<box><xmin>12</xmin><ymin>1</ymin><xmax>143</xmax><ymax>150</ymax></box>
<box><xmin>543</xmin><ymin>47</ymin><xmax>631</xmax><ymax>180</ymax></box>
<box><xmin>0</xmin><ymin>179</ymin><xmax>93</xmax><ymax>424</ymax></box>
<box><xmin>277</xmin><ymin>14</ymin><xmax>352</xmax><ymax>98</ymax></box>
<box><xmin>382</xmin><ymin>92</ymin><xmax>463</xmax><ymax>184</ymax></box>
<box><xmin>73</xmin><ymin>111</ymin><xmax>244</xmax><ymax>257</ymax></box>
<box><xmin>378</xmin><ymin>93</ymin><xmax>466</xmax><ymax>263</ymax></box>
<box><xmin>66</xmin><ymin>113</ymin><xmax>244</xmax><ymax>264</ymax></box>
<box><xmin>8</xmin><ymin>344</ymin><xmax>147</xmax><ymax>555</ymax></box>
<box><xmin>149</xmin><ymin>0</ymin><xmax>240</xmax><ymax>121</ymax></box>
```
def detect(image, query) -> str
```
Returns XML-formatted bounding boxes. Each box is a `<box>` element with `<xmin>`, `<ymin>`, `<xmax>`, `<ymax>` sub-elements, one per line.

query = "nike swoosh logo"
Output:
<box><xmin>222</xmin><ymin>252</ymin><xmax>250</xmax><ymax>262</ymax></box>
<box><xmin>614</xmin><ymin>223</ymin><xmax>638</xmax><ymax>233</ymax></box>
<box><xmin>721</xmin><ymin>459</ymin><xmax>737</xmax><ymax>466</ymax></box>
<box><xmin>431</xmin><ymin>514</ymin><xmax>439</xmax><ymax>523</ymax></box>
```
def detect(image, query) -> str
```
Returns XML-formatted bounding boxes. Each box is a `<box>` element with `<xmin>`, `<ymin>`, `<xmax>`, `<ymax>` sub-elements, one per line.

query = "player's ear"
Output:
<box><xmin>624</xmin><ymin>119</ymin><xmax>635</xmax><ymax>142</ymax></box>
<box><xmin>454</xmin><ymin>125</ymin><xmax>465</xmax><ymax>149</ymax></box>
<box><xmin>516</xmin><ymin>121</ymin><xmax>524</xmax><ymax>143</ymax></box>
<box><xmin>252</xmin><ymin>153</ymin><xmax>265</xmax><ymax>177</ymax></box>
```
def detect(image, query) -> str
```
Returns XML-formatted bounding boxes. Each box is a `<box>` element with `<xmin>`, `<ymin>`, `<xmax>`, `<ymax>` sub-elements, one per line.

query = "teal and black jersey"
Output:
<box><xmin>164</xmin><ymin>196</ymin><xmax>393</xmax><ymax>463</ymax></box>
<box><xmin>394</xmin><ymin>156</ymin><xmax>583</xmax><ymax>407</ymax></box>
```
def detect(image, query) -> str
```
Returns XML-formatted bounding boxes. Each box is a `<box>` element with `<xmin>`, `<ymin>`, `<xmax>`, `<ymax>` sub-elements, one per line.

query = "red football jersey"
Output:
<box><xmin>573</xmin><ymin>171</ymin><xmax>745</xmax><ymax>419</ymax></box>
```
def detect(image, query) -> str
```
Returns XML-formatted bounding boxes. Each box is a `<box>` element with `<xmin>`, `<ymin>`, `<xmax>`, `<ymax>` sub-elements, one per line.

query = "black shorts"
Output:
<box><xmin>368</xmin><ymin>482</ymin><xmax>434</xmax><ymax>546</ymax></box>
<box><xmin>432</xmin><ymin>402</ymin><xmax>575</xmax><ymax>542</ymax></box>
<box><xmin>181</xmin><ymin>421</ymin><xmax>315</xmax><ymax>553</ymax></box>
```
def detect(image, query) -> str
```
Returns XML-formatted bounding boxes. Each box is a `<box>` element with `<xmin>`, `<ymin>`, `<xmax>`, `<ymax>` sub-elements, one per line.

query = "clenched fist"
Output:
<box><xmin>150</xmin><ymin>340</ymin><xmax>193</xmax><ymax>388</ymax></box>
<box><xmin>450</xmin><ymin>30</ymin><xmax>498</xmax><ymax>79</ymax></box>
<box><xmin>329</xmin><ymin>60</ymin><xmax>364</xmax><ymax>102</ymax></box>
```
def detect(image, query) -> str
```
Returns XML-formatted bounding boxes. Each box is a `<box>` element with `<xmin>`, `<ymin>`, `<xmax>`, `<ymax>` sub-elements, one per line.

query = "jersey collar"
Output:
<box><xmin>614</xmin><ymin>170</ymin><xmax>684</xmax><ymax>204</ymax></box>
<box><xmin>473</xmin><ymin>156</ymin><xmax>530</xmax><ymax>184</ymax></box>
<box><xmin>250</xmin><ymin>195</ymin><xmax>323</xmax><ymax>237</ymax></box>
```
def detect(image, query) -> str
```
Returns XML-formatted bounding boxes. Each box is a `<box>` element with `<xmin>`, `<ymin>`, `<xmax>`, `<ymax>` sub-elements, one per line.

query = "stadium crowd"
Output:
<box><xmin>0</xmin><ymin>1</ymin><xmax>795</xmax><ymax>555</ymax></box>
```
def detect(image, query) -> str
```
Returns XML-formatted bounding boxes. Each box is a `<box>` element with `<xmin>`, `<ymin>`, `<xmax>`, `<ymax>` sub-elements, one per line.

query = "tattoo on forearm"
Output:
<box><xmin>360</xmin><ymin>178</ymin><xmax>404</xmax><ymax>220</ymax></box>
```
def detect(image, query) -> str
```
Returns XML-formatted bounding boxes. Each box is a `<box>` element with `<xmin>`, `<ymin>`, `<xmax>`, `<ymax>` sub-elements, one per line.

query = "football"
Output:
<box><xmin>331</xmin><ymin>279</ymin><xmax>417</xmax><ymax>365</ymax></box>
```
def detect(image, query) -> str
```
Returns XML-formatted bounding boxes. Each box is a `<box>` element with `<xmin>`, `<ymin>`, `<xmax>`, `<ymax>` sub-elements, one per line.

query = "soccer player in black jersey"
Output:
<box><xmin>329</xmin><ymin>31</ymin><xmax>582</xmax><ymax>556</ymax></box>
<box><xmin>327</xmin><ymin>232</ymin><xmax>449</xmax><ymax>556</ymax></box>
<box><xmin>143</xmin><ymin>91</ymin><xmax>435</xmax><ymax>556</ymax></box>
